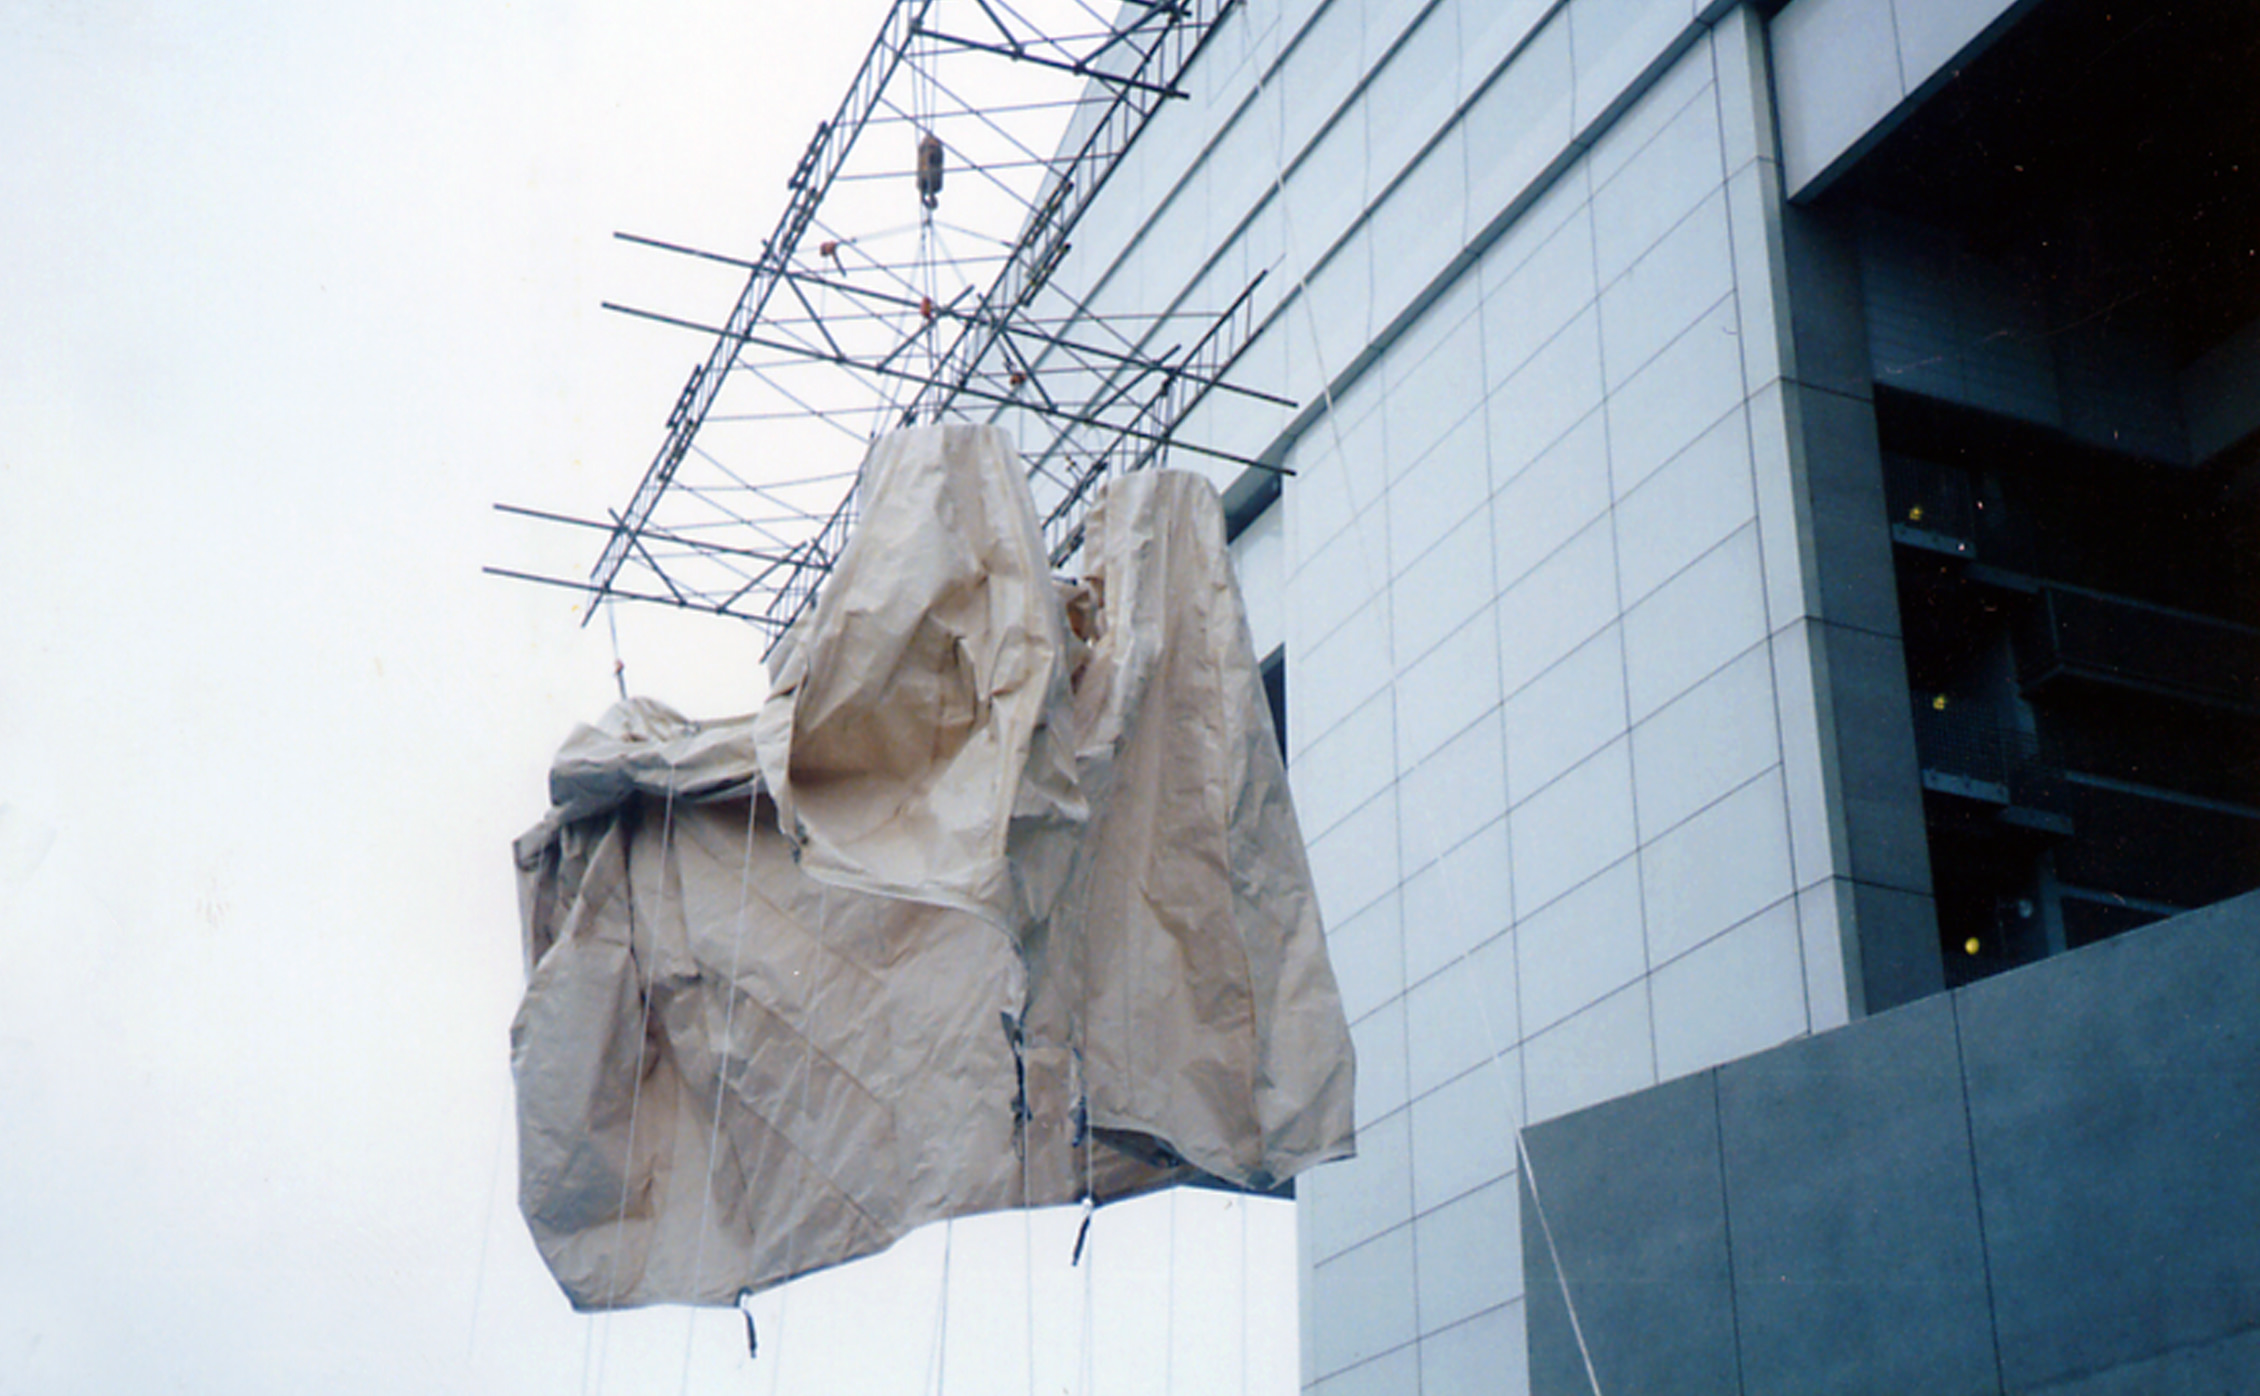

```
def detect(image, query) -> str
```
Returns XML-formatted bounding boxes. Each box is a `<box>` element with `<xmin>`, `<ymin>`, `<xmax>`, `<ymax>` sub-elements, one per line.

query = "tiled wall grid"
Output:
<box><xmin>1048</xmin><ymin>0</ymin><xmax>1863</xmax><ymax>1388</ymax></box>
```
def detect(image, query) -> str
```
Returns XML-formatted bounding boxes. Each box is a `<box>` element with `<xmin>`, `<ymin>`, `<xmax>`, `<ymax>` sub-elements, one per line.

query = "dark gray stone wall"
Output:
<box><xmin>1521</xmin><ymin>889</ymin><xmax>2260</xmax><ymax>1395</ymax></box>
<box><xmin>1777</xmin><ymin>200</ymin><xmax>1943</xmax><ymax>1015</ymax></box>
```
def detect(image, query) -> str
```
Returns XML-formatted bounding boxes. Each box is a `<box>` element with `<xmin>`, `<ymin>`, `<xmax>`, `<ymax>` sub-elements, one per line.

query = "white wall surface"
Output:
<box><xmin>1071</xmin><ymin>0</ymin><xmax>1868</xmax><ymax>1389</ymax></box>
<box><xmin>1769</xmin><ymin>0</ymin><xmax>2028</xmax><ymax>195</ymax></box>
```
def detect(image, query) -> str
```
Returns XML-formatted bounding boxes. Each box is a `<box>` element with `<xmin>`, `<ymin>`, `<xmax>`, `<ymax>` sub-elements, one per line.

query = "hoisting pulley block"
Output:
<box><xmin>916</xmin><ymin>131</ymin><xmax>944</xmax><ymax>210</ymax></box>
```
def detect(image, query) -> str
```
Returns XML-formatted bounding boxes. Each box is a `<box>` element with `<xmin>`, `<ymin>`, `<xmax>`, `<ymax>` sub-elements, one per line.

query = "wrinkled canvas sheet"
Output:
<box><xmin>755</xmin><ymin>424</ymin><xmax>1083</xmax><ymax>941</ymax></box>
<box><xmin>1043</xmin><ymin>469</ymin><xmax>1352</xmax><ymax>1188</ymax></box>
<box><xmin>512</xmin><ymin>700</ymin><xmax>1176</xmax><ymax>1309</ymax></box>
<box><xmin>512</xmin><ymin>427</ymin><xmax>1353</xmax><ymax>1310</ymax></box>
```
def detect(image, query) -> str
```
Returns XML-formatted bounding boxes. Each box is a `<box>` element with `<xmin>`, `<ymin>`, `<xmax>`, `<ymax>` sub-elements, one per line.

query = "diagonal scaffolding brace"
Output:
<box><xmin>497</xmin><ymin>0</ymin><xmax>1290</xmax><ymax>639</ymax></box>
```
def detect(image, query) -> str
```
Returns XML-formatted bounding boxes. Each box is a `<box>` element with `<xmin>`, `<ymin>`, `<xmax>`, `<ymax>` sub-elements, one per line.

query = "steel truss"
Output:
<box><xmin>494</xmin><ymin>0</ymin><xmax>1290</xmax><ymax>638</ymax></box>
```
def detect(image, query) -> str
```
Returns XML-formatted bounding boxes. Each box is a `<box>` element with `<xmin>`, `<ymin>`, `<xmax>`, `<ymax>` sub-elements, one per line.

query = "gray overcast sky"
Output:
<box><xmin>0</xmin><ymin>2</ymin><xmax>1296</xmax><ymax>1390</ymax></box>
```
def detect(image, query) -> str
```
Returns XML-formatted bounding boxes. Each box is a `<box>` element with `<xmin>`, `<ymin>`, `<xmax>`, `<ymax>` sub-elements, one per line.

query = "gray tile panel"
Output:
<box><xmin>1958</xmin><ymin>892</ymin><xmax>2260</xmax><ymax>1392</ymax></box>
<box><xmin>1809</xmin><ymin>619</ymin><xmax>1932</xmax><ymax>896</ymax></box>
<box><xmin>1847</xmin><ymin>879</ymin><xmax>1941</xmax><ymax>1015</ymax></box>
<box><xmin>1520</xmin><ymin>1071</ymin><xmax>1740</xmax><ymax>1395</ymax></box>
<box><xmin>1520</xmin><ymin>1164</ymin><xmax>1593</xmax><ymax>1396</ymax></box>
<box><xmin>1716</xmin><ymin>993</ymin><xmax>1999</xmax><ymax>1396</ymax></box>
<box><xmin>2023</xmin><ymin>1324</ymin><xmax>2260</xmax><ymax>1396</ymax></box>
<box><xmin>1519</xmin><ymin>892</ymin><xmax>2260</xmax><ymax>1395</ymax></box>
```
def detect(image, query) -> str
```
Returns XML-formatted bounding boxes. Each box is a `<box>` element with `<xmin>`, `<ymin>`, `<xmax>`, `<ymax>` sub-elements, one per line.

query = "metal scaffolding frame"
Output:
<box><xmin>493</xmin><ymin>0</ymin><xmax>1291</xmax><ymax>638</ymax></box>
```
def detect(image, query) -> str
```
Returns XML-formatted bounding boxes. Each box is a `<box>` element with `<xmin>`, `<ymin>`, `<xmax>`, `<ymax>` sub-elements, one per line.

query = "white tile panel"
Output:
<box><xmin>1620</xmin><ymin>520</ymin><xmax>1767</xmax><ymax>722</ymax></box>
<box><xmin>1491</xmin><ymin>409</ymin><xmax>1610</xmax><ymax>591</ymax></box>
<box><xmin>1281</xmin><ymin>0</ymin><xmax>1368</xmax><ymax>160</ymax></box>
<box><xmin>1487</xmin><ymin>305</ymin><xmax>1607</xmax><ymax>482</ymax></box>
<box><xmin>1420</xmin><ymin>1300</ymin><xmax>1528</xmax><ymax>1395</ymax></box>
<box><xmin>1891</xmin><ymin>0</ymin><xmax>2021</xmax><ymax>113</ymax></box>
<box><xmin>1502</xmin><ymin>623</ymin><xmax>1627</xmax><ymax>808</ymax></box>
<box><xmin>1510</xmin><ymin>736</ymin><xmax>1637</xmax><ymax>917</ymax></box>
<box><xmin>1294</xmin><ymin>594</ymin><xmax>1394</xmax><ymax>757</ymax></box>
<box><xmin>1599</xmin><ymin>187</ymin><xmax>1735</xmax><ymax>392</ymax></box>
<box><xmin>1795</xmin><ymin>877</ymin><xmax>1854</xmax><ymax>1031</ymax></box>
<box><xmin>1650</xmin><ymin>897</ymin><xmax>1808</xmax><ymax>1080</ymax></box>
<box><xmin>1294</xmin><ymin>688</ymin><xmax>1398</xmax><ymax>840</ymax></box>
<box><xmin>1584</xmin><ymin>14</ymin><xmax>1714</xmax><ymax>188</ymax></box>
<box><xmin>1515</xmin><ymin>852</ymin><xmax>1648</xmax><ymax>1036</ymax></box>
<box><xmin>1769</xmin><ymin>0</ymin><xmax>1904</xmax><ymax>195</ymax></box>
<box><xmin>1308</xmin><ymin>1225</ymin><xmax>1421</xmax><ymax>1378</ymax></box>
<box><xmin>1387</xmin><ymin>413</ymin><xmax>1491</xmax><ymax>578</ymax></box>
<box><xmin>1458</xmin><ymin>0</ymin><xmax>1561</xmax><ymax>101</ymax></box>
<box><xmin>1277</xmin><ymin>0</ymin><xmax>1328</xmax><ymax>50</ymax></box>
<box><xmin>1399</xmin><ymin>711</ymin><xmax>1506</xmax><ymax>878</ymax></box>
<box><xmin>1475</xmin><ymin>134</ymin><xmax>1589</xmax><ymax>290</ymax></box>
<box><xmin>1570</xmin><ymin>0</ymin><xmax>1700</xmax><ymax>133</ymax></box>
<box><xmin>1207</xmin><ymin>88</ymin><xmax>1286</xmax><ymax>233</ymax></box>
<box><xmin>1639</xmin><ymin>766</ymin><xmax>1795</xmax><ymax>965</ymax></box>
<box><xmin>1464</xmin><ymin>924</ymin><xmax>1524</xmax><ymax>1057</ymax></box>
<box><xmin>1361</xmin><ymin>0</ymin><xmax>1436</xmax><ymax>72</ymax></box>
<box><xmin>1522</xmin><ymin>979</ymin><xmax>1657</xmax><ymax>1124</ymax></box>
<box><xmin>1393</xmin><ymin>607</ymin><xmax>1500</xmax><ymax>768</ymax></box>
<box><xmin>1329</xmin><ymin>891</ymin><xmax>1406</xmax><ymax>1024</ymax></box>
<box><xmin>1413</xmin><ymin>1172</ymin><xmax>1524</xmax><ymax>1330</ymax></box>
<box><xmin>1629</xmin><ymin>641</ymin><xmax>1781</xmax><ymax>842</ymax></box>
<box><xmin>1285</xmin><ymin>229</ymin><xmax>1375</xmax><ymax>394</ymax></box>
<box><xmin>1724</xmin><ymin>159</ymin><xmax>1790</xmax><ymax>394</ymax></box>
<box><xmin>1241</xmin><ymin>191</ymin><xmax>1291</xmax><ymax>303</ymax></box>
<box><xmin>1590</xmin><ymin>71</ymin><xmax>1725</xmax><ymax>287</ymax></box>
<box><xmin>1311</xmin><ymin>1340</ymin><xmax>1421</xmax><ymax>1396</ymax></box>
<box><xmin>1306</xmin><ymin>784</ymin><xmax>1401</xmax><ymax>925</ymax></box>
<box><xmin>1285</xmin><ymin>106</ymin><xmax>1370</xmax><ymax>256</ymax></box>
<box><xmin>1479</xmin><ymin>206</ymin><xmax>1599</xmax><ymax>403</ymax></box>
<box><xmin>1612</xmin><ymin>400</ymin><xmax>1756</xmax><ymax>608</ymax></box>
<box><xmin>1603</xmin><ymin>296</ymin><xmax>1744</xmax><ymax>499</ymax></box>
<box><xmin>1353</xmin><ymin>995</ymin><xmax>1412</xmax><ymax>1125</ymax></box>
<box><xmin>1391</xmin><ymin>507</ymin><xmax>1491</xmax><ymax>665</ymax></box>
<box><xmin>1135</xmin><ymin>185</ymin><xmax>1213</xmax><ymax>322</ymax></box>
<box><xmin>1400</xmin><ymin>817</ymin><xmax>1514</xmax><ymax>985</ymax></box>
<box><xmin>1410</xmin><ymin>1060</ymin><xmax>1523</xmax><ymax>1213</ymax></box>
<box><xmin>1744</xmin><ymin>380</ymin><xmax>1812</xmax><ymax>628</ymax></box>
<box><xmin>1290</xmin><ymin>399</ymin><xmax>1392</xmax><ymax>570</ymax></box>
<box><xmin>1461</xmin><ymin>10</ymin><xmax>1576</xmax><ymax>232</ymax></box>
<box><xmin>1710</xmin><ymin>9</ymin><xmax>1771</xmax><ymax>176</ymax></box>
<box><xmin>1364</xmin><ymin>0</ymin><xmax>1464</xmax><ymax>192</ymax></box>
<box><xmin>1369</xmin><ymin>125</ymin><xmax>1471</xmax><ymax>331</ymax></box>
<box><xmin>1768</xmin><ymin>618</ymin><xmax>1844</xmax><ymax>887</ymax></box>
<box><xmin>1302</xmin><ymin>1104</ymin><xmax>1413</xmax><ymax>1262</ymax></box>
<box><xmin>1289</xmin><ymin>497</ymin><xmax>1392</xmax><ymax>655</ymax></box>
<box><xmin>1383</xmin><ymin>266</ymin><xmax>1484</xmax><ymax>396</ymax></box>
<box><xmin>1384</xmin><ymin>311</ymin><xmax>1487</xmax><ymax>484</ymax></box>
<box><xmin>1231</xmin><ymin>498</ymin><xmax>1287</xmax><ymax>660</ymax></box>
<box><xmin>1405</xmin><ymin>959</ymin><xmax>1493</xmax><ymax>1099</ymax></box>
<box><xmin>1495</xmin><ymin>511</ymin><xmax>1618</xmax><ymax>699</ymax></box>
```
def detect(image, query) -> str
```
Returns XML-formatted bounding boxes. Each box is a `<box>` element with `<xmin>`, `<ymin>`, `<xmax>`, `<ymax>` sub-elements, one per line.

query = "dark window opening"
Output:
<box><xmin>1260</xmin><ymin>645</ymin><xmax>1287</xmax><ymax>762</ymax></box>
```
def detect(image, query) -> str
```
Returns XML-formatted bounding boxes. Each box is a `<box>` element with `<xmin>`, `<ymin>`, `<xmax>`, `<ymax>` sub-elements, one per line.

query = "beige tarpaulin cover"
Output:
<box><xmin>1044</xmin><ymin>469</ymin><xmax>1352</xmax><ymax>1188</ymax></box>
<box><xmin>511</xmin><ymin>427</ymin><xmax>1353</xmax><ymax>1310</ymax></box>
<box><xmin>754</xmin><ymin>424</ymin><xmax>1084</xmax><ymax>940</ymax></box>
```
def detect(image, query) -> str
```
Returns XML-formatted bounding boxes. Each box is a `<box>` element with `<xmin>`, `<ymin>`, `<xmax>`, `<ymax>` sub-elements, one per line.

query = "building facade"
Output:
<box><xmin>1039</xmin><ymin>0</ymin><xmax>2258</xmax><ymax>1388</ymax></box>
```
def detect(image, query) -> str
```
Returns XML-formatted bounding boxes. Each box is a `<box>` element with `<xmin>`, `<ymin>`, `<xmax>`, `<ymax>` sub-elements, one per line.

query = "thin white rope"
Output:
<box><xmin>465</xmin><ymin>1089</ymin><xmax>510</xmax><ymax>1360</ymax></box>
<box><xmin>1238</xmin><ymin>1195</ymin><xmax>1250</xmax><ymax>1396</ymax></box>
<box><xmin>1023</xmin><ymin>1194</ymin><xmax>1038</xmax><ymax>1395</ymax></box>
<box><xmin>1241</xmin><ymin>0</ymin><xmax>1628</xmax><ymax>1386</ymax></box>
<box><xmin>1076</xmin><ymin>1207</ymin><xmax>1098</xmax><ymax>1396</ymax></box>
<box><xmin>674</xmin><ymin>775</ymin><xmax>768</xmax><ymax>1393</ymax></box>
<box><xmin>606</xmin><ymin>599</ymin><xmax>628</xmax><ymax>700</ymax></box>
<box><xmin>763</xmin><ymin>871</ymin><xmax>835</xmax><ymax>1387</ymax></box>
<box><xmin>1517</xmin><ymin>1132</ymin><xmax>1608</xmax><ymax>1396</ymax></box>
<box><xmin>926</xmin><ymin>1219</ymin><xmax>957</xmax><ymax>1396</ymax></box>
<box><xmin>1164</xmin><ymin>1188</ymin><xmax>1178</xmax><ymax>1392</ymax></box>
<box><xmin>586</xmin><ymin>761</ymin><xmax>680</xmax><ymax>1396</ymax></box>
